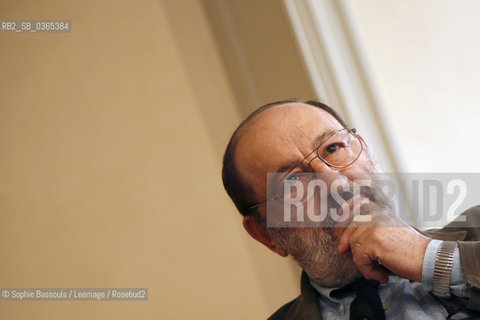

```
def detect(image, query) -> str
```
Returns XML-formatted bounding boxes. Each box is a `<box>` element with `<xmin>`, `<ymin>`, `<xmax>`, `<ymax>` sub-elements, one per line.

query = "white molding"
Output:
<box><xmin>282</xmin><ymin>0</ymin><xmax>416</xmax><ymax>224</ymax></box>
<box><xmin>282</xmin><ymin>0</ymin><xmax>394</xmax><ymax>170</ymax></box>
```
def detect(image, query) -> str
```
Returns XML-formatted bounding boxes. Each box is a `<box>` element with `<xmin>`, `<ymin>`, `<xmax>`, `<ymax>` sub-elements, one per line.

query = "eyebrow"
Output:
<box><xmin>272</xmin><ymin>128</ymin><xmax>337</xmax><ymax>174</ymax></box>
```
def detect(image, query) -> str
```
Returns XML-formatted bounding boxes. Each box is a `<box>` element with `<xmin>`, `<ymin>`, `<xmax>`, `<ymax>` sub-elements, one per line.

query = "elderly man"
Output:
<box><xmin>222</xmin><ymin>100</ymin><xmax>480</xmax><ymax>319</ymax></box>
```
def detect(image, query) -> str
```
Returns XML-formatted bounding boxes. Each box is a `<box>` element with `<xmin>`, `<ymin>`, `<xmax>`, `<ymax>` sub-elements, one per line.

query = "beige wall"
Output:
<box><xmin>0</xmin><ymin>0</ymin><xmax>299</xmax><ymax>319</ymax></box>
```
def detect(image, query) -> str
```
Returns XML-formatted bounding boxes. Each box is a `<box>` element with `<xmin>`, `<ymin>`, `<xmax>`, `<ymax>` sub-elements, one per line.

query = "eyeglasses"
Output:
<box><xmin>247</xmin><ymin>128</ymin><xmax>363</xmax><ymax>211</ymax></box>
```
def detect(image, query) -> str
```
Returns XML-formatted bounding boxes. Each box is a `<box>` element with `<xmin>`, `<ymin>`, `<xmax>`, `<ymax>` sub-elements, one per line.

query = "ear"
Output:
<box><xmin>242</xmin><ymin>216</ymin><xmax>288</xmax><ymax>257</ymax></box>
<box><xmin>357</xmin><ymin>134</ymin><xmax>369</xmax><ymax>149</ymax></box>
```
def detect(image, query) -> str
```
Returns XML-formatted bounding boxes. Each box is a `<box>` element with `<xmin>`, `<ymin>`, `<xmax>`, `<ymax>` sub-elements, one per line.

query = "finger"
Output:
<box><xmin>354</xmin><ymin>254</ymin><xmax>389</xmax><ymax>283</ymax></box>
<box><xmin>360</xmin><ymin>262</ymin><xmax>389</xmax><ymax>284</ymax></box>
<box><xmin>337</xmin><ymin>224</ymin><xmax>357</xmax><ymax>253</ymax></box>
<box><xmin>347</xmin><ymin>225</ymin><xmax>371</xmax><ymax>254</ymax></box>
<box><xmin>338</xmin><ymin>218</ymin><xmax>372</xmax><ymax>253</ymax></box>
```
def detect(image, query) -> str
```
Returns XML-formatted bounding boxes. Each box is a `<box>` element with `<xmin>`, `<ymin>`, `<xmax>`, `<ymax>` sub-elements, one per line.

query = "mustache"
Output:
<box><xmin>311</xmin><ymin>183</ymin><xmax>393</xmax><ymax>228</ymax></box>
<box><xmin>324</xmin><ymin>182</ymin><xmax>391</xmax><ymax>209</ymax></box>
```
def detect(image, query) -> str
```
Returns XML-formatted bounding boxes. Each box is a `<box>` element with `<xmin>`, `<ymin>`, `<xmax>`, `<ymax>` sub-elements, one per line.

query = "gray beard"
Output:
<box><xmin>267</xmin><ymin>226</ymin><xmax>360</xmax><ymax>288</ymax></box>
<box><xmin>266</xmin><ymin>153</ymin><xmax>389</xmax><ymax>288</ymax></box>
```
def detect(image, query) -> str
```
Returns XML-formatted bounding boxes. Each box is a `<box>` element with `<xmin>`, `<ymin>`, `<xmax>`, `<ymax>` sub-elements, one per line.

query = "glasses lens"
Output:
<box><xmin>274</xmin><ymin>172</ymin><xmax>315</xmax><ymax>202</ymax></box>
<box><xmin>317</xmin><ymin>130</ymin><xmax>362</xmax><ymax>168</ymax></box>
<box><xmin>271</xmin><ymin>172</ymin><xmax>327</xmax><ymax>211</ymax></box>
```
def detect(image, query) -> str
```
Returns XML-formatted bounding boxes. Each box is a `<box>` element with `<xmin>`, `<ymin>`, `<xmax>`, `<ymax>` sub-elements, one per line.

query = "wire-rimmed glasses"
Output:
<box><xmin>247</xmin><ymin>128</ymin><xmax>364</xmax><ymax>211</ymax></box>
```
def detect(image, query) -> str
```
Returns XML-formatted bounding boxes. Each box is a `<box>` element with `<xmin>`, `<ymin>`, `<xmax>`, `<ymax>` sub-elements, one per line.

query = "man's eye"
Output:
<box><xmin>325</xmin><ymin>143</ymin><xmax>339</xmax><ymax>154</ymax></box>
<box><xmin>286</xmin><ymin>174</ymin><xmax>299</xmax><ymax>181</ymax></box>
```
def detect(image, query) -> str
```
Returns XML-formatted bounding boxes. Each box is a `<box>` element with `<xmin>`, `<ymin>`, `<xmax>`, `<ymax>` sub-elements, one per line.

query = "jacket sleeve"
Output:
<box><xmin>436</xmin><ymin>206</ymin><xmax>480</xmax><ymax>311</ymax></box>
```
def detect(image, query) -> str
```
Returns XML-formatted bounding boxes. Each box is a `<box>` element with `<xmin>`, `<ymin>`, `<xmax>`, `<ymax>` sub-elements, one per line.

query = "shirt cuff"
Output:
<box><xmin>422</xmin><ymin>239</ymin><xmax>469</xmax><ymax>298</ymax></box>
<box><xmin>422</xmin><ymin>239</ymin><xmax>442</xmax><ymax>291</ymax></box>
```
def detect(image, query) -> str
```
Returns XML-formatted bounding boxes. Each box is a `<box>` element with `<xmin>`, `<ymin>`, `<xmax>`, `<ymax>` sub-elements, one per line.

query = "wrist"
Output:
<box><xmin>412</xmin><ymin>235</ymin><xmax>432</xmax><ymax>282</ymax></box>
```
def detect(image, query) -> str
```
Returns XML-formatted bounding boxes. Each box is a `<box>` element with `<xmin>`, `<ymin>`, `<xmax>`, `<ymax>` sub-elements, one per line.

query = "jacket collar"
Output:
<box><xmin>285</xmin><ymin>272</ymin><xmax>322</xmax><ymax>319</ymax></box>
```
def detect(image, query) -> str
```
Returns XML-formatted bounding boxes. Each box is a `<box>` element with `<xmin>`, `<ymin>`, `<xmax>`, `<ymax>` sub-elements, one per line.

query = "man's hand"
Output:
<box><xmin>337</xmin><ymin>214</ymin><xmax>432</xmax><ymax>283</ymax></box>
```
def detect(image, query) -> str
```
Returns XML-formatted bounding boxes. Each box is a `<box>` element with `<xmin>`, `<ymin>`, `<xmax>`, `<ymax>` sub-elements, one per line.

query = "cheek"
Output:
<box><xmin>348</xmin><ymin>153</ymin><xmax>376</xmax><ymax>173</ymax></box>
<box><xmin>342</xmin><ymin>167</ymin><xmax>374</xmax><ymax>182</ymax></box>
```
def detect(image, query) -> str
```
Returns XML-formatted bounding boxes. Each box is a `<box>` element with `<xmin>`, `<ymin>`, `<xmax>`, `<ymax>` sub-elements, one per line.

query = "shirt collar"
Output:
<box><xmin>309</xmin><ymin>278</ymin><xmax>340</xmax><ymax>299</ymax></box>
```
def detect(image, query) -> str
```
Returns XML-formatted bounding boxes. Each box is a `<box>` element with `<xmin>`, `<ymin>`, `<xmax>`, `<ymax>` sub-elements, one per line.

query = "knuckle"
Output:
<box><xmin>370</xmin><ymin>230</ymin><xmax>383</xmax><ymax>244</ymax></box>
<box><xmin>352</xmin><ymin>254</ymin><xmax>362</xmax><ymax>265</ymax></box>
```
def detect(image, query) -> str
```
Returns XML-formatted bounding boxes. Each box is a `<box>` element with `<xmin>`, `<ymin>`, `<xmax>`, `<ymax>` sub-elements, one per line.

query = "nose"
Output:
<box><xmin>308</xmin><ymin>157</ymin><xmax>350</xmax><ymax>191</ymax></box>
<box><xmin>308</xmin><ymin>156</ymin><xmax>337</xmax><ymax>173</ymax></box>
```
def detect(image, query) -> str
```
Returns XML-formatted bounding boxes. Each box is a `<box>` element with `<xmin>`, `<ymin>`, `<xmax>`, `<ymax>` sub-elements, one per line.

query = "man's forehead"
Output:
<box><xmin>247</xmin><ymin>103</ymin><xmax>340</xmax><ymax>133</ymax></box>
<box><xmin>235</xmin><ymin>103</ymin><xmax>344</xmax><ymax>190</ymax></box>
<box><xmin>238</xmin><ymin>103</ymin><xmax>343</xmax><ymax>154</ymax></box>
